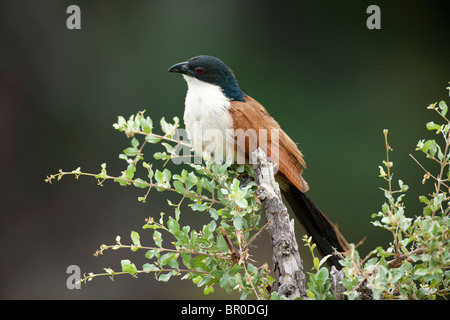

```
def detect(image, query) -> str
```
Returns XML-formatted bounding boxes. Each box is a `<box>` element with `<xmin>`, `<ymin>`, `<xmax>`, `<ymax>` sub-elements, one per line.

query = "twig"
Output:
<box><xmin>409</xmin><ymin>154</ymin><xmax>450</xmax><ymax>190</ymax></box>
<box><xmin>220</xmin><ymin>227</ymin><xmax>240</xmax><ymax>263</ymax></box>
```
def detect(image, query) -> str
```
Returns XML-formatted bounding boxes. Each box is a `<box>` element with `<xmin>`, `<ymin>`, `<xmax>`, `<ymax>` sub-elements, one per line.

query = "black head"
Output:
<box><xmin>168</xmin><ymin>55</ymin><xmax>246</xmax><ymax>101</ymax></box>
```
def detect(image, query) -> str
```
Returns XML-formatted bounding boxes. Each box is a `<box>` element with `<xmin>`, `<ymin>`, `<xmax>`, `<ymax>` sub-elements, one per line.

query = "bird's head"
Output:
<box><xmin>168</xmin><ymin>55</ymin><xmax>246</xmax><ymax>101</ymax></box>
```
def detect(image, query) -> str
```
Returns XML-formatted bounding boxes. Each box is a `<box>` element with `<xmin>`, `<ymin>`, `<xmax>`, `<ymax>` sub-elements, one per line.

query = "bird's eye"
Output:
<box><xmin>195</xmin><ymin>67</ymin><xmax>205</xmax><ymax>75</ymax></box>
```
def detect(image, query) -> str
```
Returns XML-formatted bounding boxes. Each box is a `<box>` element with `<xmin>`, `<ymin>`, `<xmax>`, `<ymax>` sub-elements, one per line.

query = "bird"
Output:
<box><xmin>168</xmin><ymin>55</ymin><xmax>349</xmax><ymax>268</ymax></box>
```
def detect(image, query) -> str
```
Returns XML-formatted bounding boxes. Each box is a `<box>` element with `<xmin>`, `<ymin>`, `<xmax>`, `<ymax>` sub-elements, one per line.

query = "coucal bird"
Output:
<box><xmin>168</xmin><ymin>55</ymin><xmax>349</xmax><ymax>268</ymax></box>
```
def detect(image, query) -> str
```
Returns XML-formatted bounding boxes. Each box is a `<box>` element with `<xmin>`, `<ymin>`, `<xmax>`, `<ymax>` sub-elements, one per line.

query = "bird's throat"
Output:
<box><xmin>182</xmin><ymin>76</ymin><xmax>235</xmax><ymax>162</ymax></box>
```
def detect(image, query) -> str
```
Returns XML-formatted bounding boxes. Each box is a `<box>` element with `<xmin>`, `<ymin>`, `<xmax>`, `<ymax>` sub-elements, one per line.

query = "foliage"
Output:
<box><xmin>47</xmin><ymin>111</ymin><xmax>274</xmax><ymax>299</ymax></box>
<box><xmin>303</xmin><ymin>235</ymin><xmax>334</xmax><ymax>300</ymax></box>
<box><xmin>46</xmin><ymin>87</ymin><xmax>450</xmax><ymax>300</ymax></box>
<box><xmin>338</xmin><ymin>95</ymin><xmax>450</xmax><ymax>300</ymax></box>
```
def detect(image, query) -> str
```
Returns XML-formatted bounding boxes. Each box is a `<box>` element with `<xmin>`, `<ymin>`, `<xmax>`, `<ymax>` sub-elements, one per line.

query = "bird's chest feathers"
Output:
<box><xmin>183</xmin><ymin>76</ymin><xmax>234</xmax><ymax>159</ymax></box>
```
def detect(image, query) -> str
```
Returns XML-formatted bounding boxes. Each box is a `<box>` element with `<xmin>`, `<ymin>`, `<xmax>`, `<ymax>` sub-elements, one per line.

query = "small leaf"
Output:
<box><xmin>318</xmin><ymin>255</ymin><xmax>332</xmax><ymax>269</ymax></box>
<box><xmin>419</xmin><ymin>195</ymin><xmax>429</xmax><ymax>205</ymax></box>
<box><xmin>233</xmin><ymin>215</ymin><xmax>244</xmax><ymax>230</ymax></box>
<box><xmin>208</xmin><ymin>208</ymin><xmax>219</xmax><ymax>220</ymax></box>
<box><xmin>313</xmin><ymin>257</ymin><xmax>320</xmax><ymax>271</ymax></box>
<box><xmin>133</xmin><ymin>178</ymin><xmax>148</xmax><ymax>188</ymax></box>
<box><xmin>173</xmin><ymin>180</ymin><xmax>186</xmax><ymax>194</ymax></box>
<box><xmin>203</xmin><ymin>286</ymin><xmax>214</xmax><ymax>295</ymax></box>
<box><xmin>398</xmin><ymin>179</ymin><xmax>409</xmax><ymax>192</ymax></box>
<box><xmin>153</xmin><ymin>230</ymin><xmax>163</xmax><ymax>247</ymax></box>
<box><xmin>161</xmin><ymin>142</ymin><xmax>174</xmax><ymax>153</ymax></box>
<box><xmin>191</xmin><ymin>203</ymin><xmax>209</xmax><ymax>212</ymax></box>
<box><xmin>162</xmin><ymin>169</ymin><xmax>172</xmax><ymax>182</ymax></box>
<box><xmin>145</xmin><ymin>135</ymin><xmax>161</xmax><ymax>144</ymax></box>
<box><xmin>219</xmin><ymin>270</ymin><xmax>229</xmax><ymax>288</ymax></box>
<box><xmin>378</xmin><ymin>165</ymin><xmax>387</xmax><ymax>178</ymax></box>
<box><xmin>121</xmin><ymin>259</ymin><xmax>137</xmax><ymax>275</ymax></box>
<box><xmin>426</xmin><ymin>121</ymin><xmax>442</xmax><ymax>134</ymax></box>
<box><xmin>158</xmin><ymin>271</ymin><xmax>176</xmax><ymax>282</ymax></box>
<box><xmin>131</xmin><ymin>231</ymin><xmax>141</xmax><ymax>246</ymax></box>
<box><xmin>155</xmin><ymin>169</ymin><xmax>164</xmax><ymax>183</ymax></box>
<box><xmin>142</xmin><ymin>263</ymin><xmax>159</xmax><ymax>272</ymax></box>
<box><xmin>414</xmin><ymin>268</ymin><xmax>428</xmax><ymax>277</ymax></box>
<box><xmin>160</xmin><ymin>117</ymin><xmax>170</xmax><ymax>134</ymax></box>
<box><xmin>235</xmin><ymin>197</ymin><xmax>248</xmax><ymax>209</ymax></box>
<box><xmin>123</xmin><ymin>147</ymin><xmax>138</xmax><ymax>156</ymax></box>
<box><xmin>145</xmin><ymin>249</ymin><xmax>157</xmax><ymax>259</ymax></box>
<box><xmin>126</xmin><ymin>164</ymin><xmax>136</xmax><ymax>180</ymax></box>
<box><xmin>438</xmin><ymin>101</ymin><xmax>448</xmax><ymax>117</ymax></box>
<box><xmin>159</xmin><ymin>252</ymin><xmax>178</xmax><ymax>266</ymax></box>
<box><xmin>167</xmin><ymin>218</ymin><xmax>180</xmax><ymax>234</ymax></box>
<box><xmin>131</xmin><ymin>137</ymin><xmax>139</xmax><ymax>148</ymax></box>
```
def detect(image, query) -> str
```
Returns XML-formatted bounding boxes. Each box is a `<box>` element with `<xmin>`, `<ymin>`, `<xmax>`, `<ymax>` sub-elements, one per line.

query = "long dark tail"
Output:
<box><xmin>281</xmin><ymin>184</ymin><xmax>349</xmax><ymax>269</ymax></box>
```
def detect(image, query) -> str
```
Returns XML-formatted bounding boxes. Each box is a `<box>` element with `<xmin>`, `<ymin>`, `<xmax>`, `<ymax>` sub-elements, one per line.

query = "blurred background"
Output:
<box><xmin>1</xmin><ymin>0</ymin><xmax>449</xmax><ymax>299</ymax></box>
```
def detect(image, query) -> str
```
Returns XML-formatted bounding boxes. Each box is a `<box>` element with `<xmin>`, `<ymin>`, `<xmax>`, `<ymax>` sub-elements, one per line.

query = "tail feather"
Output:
<box><xmin>281</xmin><ymin>184</ymin><xmax>349</xmax><ymax>269</ymax></box>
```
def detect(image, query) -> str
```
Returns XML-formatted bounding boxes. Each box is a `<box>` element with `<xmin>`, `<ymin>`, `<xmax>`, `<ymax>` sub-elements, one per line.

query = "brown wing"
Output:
<box><xmin>229</xmin><ymin>96</ymin><xmax>309</xmax><ymax>192</ymax></box>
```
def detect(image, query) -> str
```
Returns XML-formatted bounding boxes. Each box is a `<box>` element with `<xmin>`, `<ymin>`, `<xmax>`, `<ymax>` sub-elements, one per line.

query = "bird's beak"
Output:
<box><xmin>168</xmin><ymin>61</ymin><xmax>188</xmax><ymax>74</ymax></box>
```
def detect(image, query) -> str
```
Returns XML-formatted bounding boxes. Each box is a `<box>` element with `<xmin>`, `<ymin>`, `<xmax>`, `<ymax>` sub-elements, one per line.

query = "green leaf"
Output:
<box><xmin>145</xmin><ymin>249</ymin><xmax>159</xmax><ymax>259</ymax></box>
<box><xmin>173</xmin><ymin>180</ymin><xmax>186</xmax><ymax>194</ymax></box>
<box><xmin>115</xmin><ymin>116</ymin><xmax>126</xmax><ymax>129</ymax></box>
<box><xmin>419</xmin><ymin>195</ymin><xmax>429</xmax><ymax>205</ymax></box>
<box><xmin>175</xmin><ymin>207</ymin><xmax>181</xmax><ymax>221</ymax></box>
<box><xmin>167</xmin><ymin>218</ymin><xmax>180</xmax><ymax>234</ymax></box>
<box><xmin>317</xmin><ymin>266</ymin><xmax>329</xmax><ymax>282</ymax></box>
<box><xmin>161</xmin><ymin>142</ymin><xmax>174</xmax><ymax>153</ymax></box>
<box><xmin>145</xmin><ymin>163</ymin><xmax>154</xmax><ymax>180</ymax></box>
<box><xmin>313</xmin><ymin>257</ymin><xmax>320</xmax><ymax>271</ymax></box>
<box><xmin>155</xmin><ymin>169</ymin><xmax>164</xmax><ymax>183</ymax></box>
<box><xmin>398</xmin><ymin>179</ymin><xmax>409</xmax><ymax>192</ymax></box>
<box><xmin>162</xmin><ymin>168</ymin><xmax>172</xmax><ymax>183</ymax></box>
<box><xmin>158</xmin><ymin>271</ymin><xmax>176</xmax><ymax>282</ymax></box>
<box><xmin>160</xmin><ymin>117</ymin><xmax>170</xmax><ymax>134</ymax></box>
<box><xmin>141</xmin><ymin>123</ymin><xmax>152</xmax><ymax>134</ymax></box>
<box><xmin>439</xmin><ymin>101</ymin><xmax>448</xmax><ymax>117</ymax></box>
<box><xmin>123</xmin><ymin>147</ymin><xmax>138</xmax><ymax>157</ymax></box>
<box><xmin>208</xmin><ymin>208</ymin><xmax>219</xmax><ymax>220</ymax></box>
<box><xmin>153</xmin><ymin>152</ymin><xmax>170</xmax><ymax>160</ymax></box>
<box><xmin>378</xmin><ymin>165</ymin><xmax>387</xmax><ymax>178</ymax></box>
<box><xmin>191</xmin><ymin>203</ymin><xmax>209</xmax><ymax>212</ymax></box>
<box><xmin>188</xmin><ymin>172</ymin><xmax>198</xmax><ymax>186</ymax></box>
<box><xmin>131</xmin><ymin>231</ymin><xmax>141</xmax><ymax>246</ymax></box>
<box><xmin>153</xmin><ymin>230</ymin><xmax>163</xmax><ymax>247</ymax></box>
<box><xmin>203</xmin><ymin>286</ymin><xmax>214</xmax><ymax>295</ymax></box>
<box><xmin>422</xmin><ymin>139</ymin><xmax>437</xmax><ymax>156</ymax></box>
<box><xmin>233</xmin><ymin>215</ymin><xmax>244</xmax><ymax>230</ymax></box>
<box><xmin>426</xmin><ymin>121</ymin><xmax>441</xmax><ymax>133</ymax></box>
<box><xmin>219</xmin><ymin>270</ymin><xmax>229</xmax><ymax>288</ymax></box>
<box><xmin>235</xmin><ymin>197</ymin><xmax>248</xmax><ymax>209</ymax></box>
<box><xmin>121</xmin><ymin>259</ymin><xmax>137</xmax><ymax>275</ymax></box>
<box><xmin>132</xmin><ymin>178</ymin><xmax>148</xmax><ymax>188</ymax></box>
<box><xmin>414</xmin><ymin>268</ymin><xmax>428</xmax><ymax>277</ymax></box>
<box><xmin>145</xmin><ymin>135</ymin><xmax>161</xmax><ymax>144</ymax></box>
<box><xmin>142</xmin><ymin>263</ymin><xmax>159</xmax><ymax>272</ymax></box>
<box><xmin>126</xmin><ymin>164</ymin><xmax>136</xmax><ymax>180</ymax></box>
<box><xmin>131</xmin><ymin>137</ymin><xmax>139</xmax><ymax>148</ymax></box>
<box><xmin>160</xmin><ymin>252</ymin><xmax>178</xmax><ymax>267</ymax></box>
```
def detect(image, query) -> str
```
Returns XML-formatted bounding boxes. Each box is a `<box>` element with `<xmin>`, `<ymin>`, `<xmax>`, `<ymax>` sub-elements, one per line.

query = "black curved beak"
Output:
<box><xmin>168</xmin><ymin>61</ymin><xmax>188</xmax><ymax>74</ymax></box>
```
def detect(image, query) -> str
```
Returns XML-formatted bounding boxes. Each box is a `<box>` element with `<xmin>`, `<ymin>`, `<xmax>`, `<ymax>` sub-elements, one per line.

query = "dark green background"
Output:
<box><xmin>1</xmin><ymin>0</ymin><xmax>449</xmax><ymax>299</ymax></box>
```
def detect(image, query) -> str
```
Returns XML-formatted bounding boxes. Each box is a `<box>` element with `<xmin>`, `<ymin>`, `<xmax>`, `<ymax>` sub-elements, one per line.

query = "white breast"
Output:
<box><xmin>182</xmin><ymin>75</ymin><xmax>234</xmax><ymax>163</ymax></box>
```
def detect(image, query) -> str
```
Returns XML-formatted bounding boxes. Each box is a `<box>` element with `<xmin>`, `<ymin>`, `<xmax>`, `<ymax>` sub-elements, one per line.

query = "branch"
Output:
<box><xmin>251</xmin><ymin>148</ymin><xmax>308</xmax><ymax>299</ymax></box>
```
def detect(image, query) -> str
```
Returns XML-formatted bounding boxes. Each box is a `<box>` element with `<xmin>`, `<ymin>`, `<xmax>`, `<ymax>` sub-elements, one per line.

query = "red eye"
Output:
<box><xmin>195</xmin><ymin>67</ymin><xmax>205</xmax><ymax>75</ymax></box>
